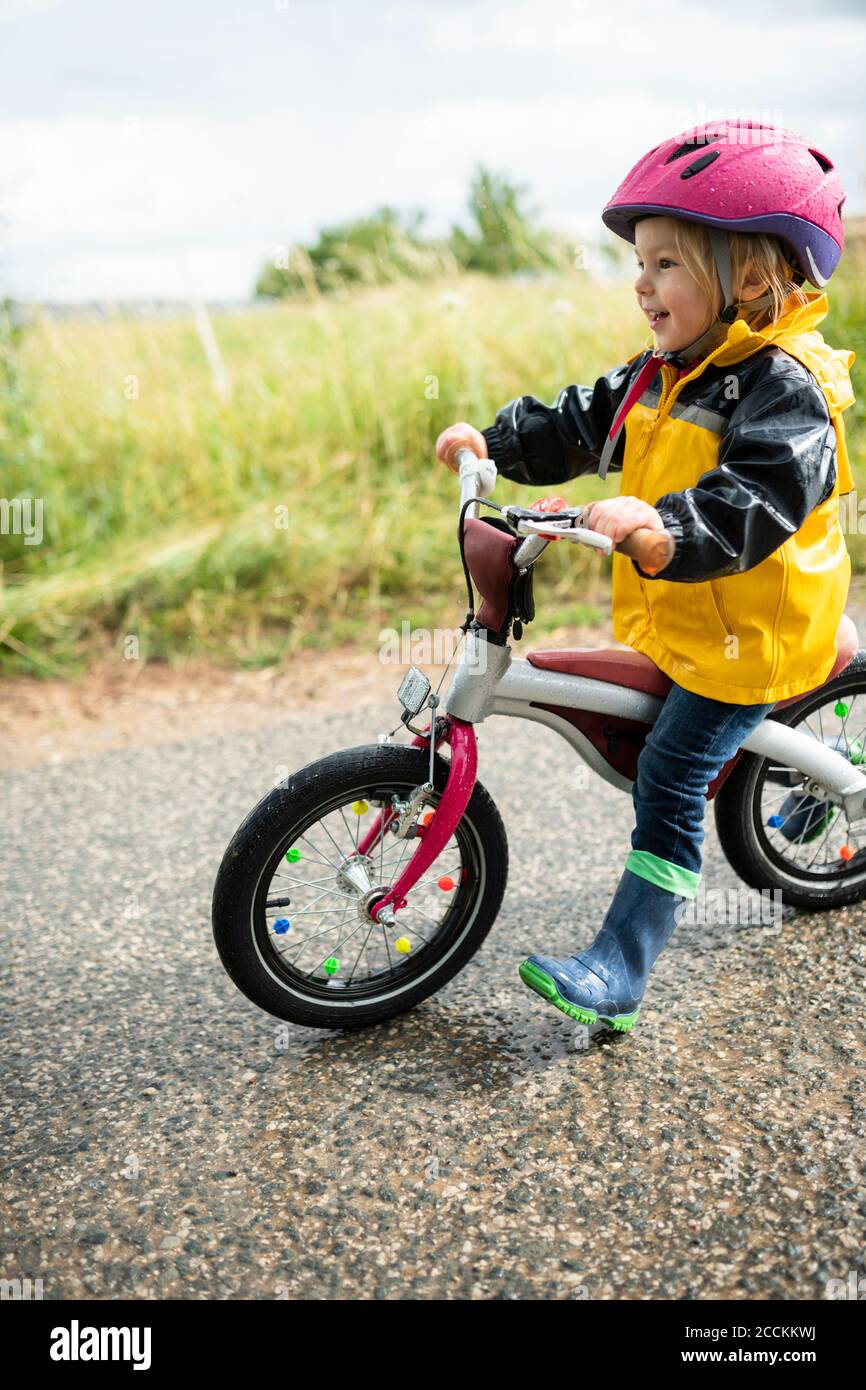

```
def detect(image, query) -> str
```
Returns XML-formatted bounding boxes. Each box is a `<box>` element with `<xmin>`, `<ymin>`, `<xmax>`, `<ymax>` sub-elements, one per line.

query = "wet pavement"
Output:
<box><xmin>2</xmin><ymin>687</ymin><xmax>866</xmax><ymax>1300</ymax></box>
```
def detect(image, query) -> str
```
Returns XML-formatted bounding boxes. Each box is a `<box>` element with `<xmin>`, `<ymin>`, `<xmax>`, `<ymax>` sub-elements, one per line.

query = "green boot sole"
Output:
<box><xmin>518</xmin><ymin>959</ymin><xmax>640</xmax><ymax>1033</ymax></box>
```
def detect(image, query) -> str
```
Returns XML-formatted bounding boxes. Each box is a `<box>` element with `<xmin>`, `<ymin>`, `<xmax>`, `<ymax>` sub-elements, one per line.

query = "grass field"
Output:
<box><xmin>1</xmin><ymin>259</ymin><xmax>864</xmax><ymax>678</ymax></box>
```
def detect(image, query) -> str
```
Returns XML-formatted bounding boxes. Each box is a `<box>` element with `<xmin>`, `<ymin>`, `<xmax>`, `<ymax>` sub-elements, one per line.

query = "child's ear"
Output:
<box><xmin>738</xmin><ymin>264</ymin><xmax>768</xmax><ymax>302</ymax></box>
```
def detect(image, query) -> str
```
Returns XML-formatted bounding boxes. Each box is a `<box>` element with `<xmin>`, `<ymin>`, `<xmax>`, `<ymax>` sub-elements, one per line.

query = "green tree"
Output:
<box><xmin>255</xmin><ymin>166</ymin><xmax>572</xmax><ymax>297</ymax></box>
<box><xmin>448</xmin><ymin>165</ymin><xmax>567</xmax><ymax>275</ymax></box>
<box><xmin>256</xmin><ymin>205</ymin><xmax>452</xmax><ymax>297</ymax></box>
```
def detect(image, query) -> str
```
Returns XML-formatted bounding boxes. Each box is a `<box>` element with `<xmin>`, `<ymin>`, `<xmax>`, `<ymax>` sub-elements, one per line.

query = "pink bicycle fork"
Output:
<box><xmin>352</xmin><ymin>715</ymin><xmax>478</xmax><ymax>924</ymax></box>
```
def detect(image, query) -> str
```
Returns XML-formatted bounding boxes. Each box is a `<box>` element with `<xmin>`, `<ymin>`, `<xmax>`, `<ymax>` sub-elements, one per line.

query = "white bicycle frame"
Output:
<box><xmin>442</xmin><ymin>451</ymin><xmax>866</xmax><ymax>823</ymax></box>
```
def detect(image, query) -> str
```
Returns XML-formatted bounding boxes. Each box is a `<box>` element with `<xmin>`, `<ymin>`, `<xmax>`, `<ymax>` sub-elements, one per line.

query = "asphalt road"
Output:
<box><xmin>3</xmin><ymin>688</ymin><xmax>866</xmax><ymax>1300</ymax></box>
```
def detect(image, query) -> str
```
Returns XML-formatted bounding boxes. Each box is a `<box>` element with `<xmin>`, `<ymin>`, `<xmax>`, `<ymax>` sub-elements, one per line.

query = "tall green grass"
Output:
<box><xmin>1</xmin><ymin>260</ymin><xmax>863</xmax><ymax>678</ymax></box>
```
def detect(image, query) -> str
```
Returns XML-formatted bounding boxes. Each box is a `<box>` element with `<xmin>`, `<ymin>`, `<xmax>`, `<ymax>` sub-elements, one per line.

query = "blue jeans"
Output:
<box><xmin>631</xmin><ymin>683</ymin><xmax>776</xmax><ymax>878</ymax></box>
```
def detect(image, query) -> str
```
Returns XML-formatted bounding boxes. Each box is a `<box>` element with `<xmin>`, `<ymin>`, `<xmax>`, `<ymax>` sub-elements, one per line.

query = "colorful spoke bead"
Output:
<box><xmin>395</xmin><ymin>937</ymin><xmax>411</xmax><ymax>954</ymax></box>
<box><xmin>437</xmin><ymin>875</ymin><xmax>455</xmax><ymax>891</ymax></box>
<box><xmin>835</xmin><ymin>701</ymin><xmax>849</xmax><ymax>718</ymax></box>
<box><xmin>323</xmin><ymin>956</ymin><xmax>340</xmax><ymax>975</ymax></box>
<box><xmin>352</xmin><ymin>800</ymin><xmax>368</xmax><ymax>815</ymax></box>
<box><xmin>273</xmin><ymin>918</ymin><xmax>291</xmax><ymax>934</ymax></box>
<box><xmin>840</xmin><ymin>845</ymin><xmax>854</xmax><ymax>861</ymax></box>
<box><xmin>768</xmin><ymin>815</ymin><xmax>783</xmax><ymax>828</ymax></box>
<box><xmin>285</xmin><ymin>847</ymin><xmax>301</xmax><ymax>862</ymax></box>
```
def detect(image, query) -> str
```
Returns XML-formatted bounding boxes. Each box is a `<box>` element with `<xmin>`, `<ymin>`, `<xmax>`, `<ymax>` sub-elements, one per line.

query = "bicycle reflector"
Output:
<box><xmin>397</xmin><ymin>666</ymin><xmax>431</xmax><ymax>717</ymax></box>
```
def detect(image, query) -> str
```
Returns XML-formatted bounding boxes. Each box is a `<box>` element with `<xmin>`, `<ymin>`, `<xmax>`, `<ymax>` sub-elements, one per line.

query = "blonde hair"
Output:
<box><xmin>638</xmin><ymin>215</ymin><xmax>811</xmax><ymax>334</ymax></box>
<box><xmin>636</xmin><ymin>215</ymin><xmax>811</xmax><ymax>337</ymax></box>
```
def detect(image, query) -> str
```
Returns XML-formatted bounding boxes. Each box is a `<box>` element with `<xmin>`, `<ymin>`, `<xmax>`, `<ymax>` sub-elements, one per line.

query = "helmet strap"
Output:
<box><xmin>711</xmin><ymin>227</ymin><xmax>738</xmax><ymax>322</ymax></box>
<box><xmin>659</xmin><ymin>228</ymin><xmax>775</xmax><ymax>367</ymax></box>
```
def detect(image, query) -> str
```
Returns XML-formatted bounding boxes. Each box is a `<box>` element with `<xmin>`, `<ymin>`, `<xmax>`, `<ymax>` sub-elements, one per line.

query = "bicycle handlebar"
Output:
<box><xmin>453</xmin><ymin>447</ymin><xmax>675</xmax><ymax>578</ymax></box>
<box><xmin>456</xmin><ymin>447</ymin><xmax>497</xmax><ymax>512</ymax></box>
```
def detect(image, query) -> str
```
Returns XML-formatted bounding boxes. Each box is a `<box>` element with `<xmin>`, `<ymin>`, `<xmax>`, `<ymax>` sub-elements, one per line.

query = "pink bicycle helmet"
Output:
<box><xmin>593</xmin><ymin>121</ymin><xmax>847</xmax><ymax>479</ymax></box>
<box><xmin>602</xmin><ymin>119</ymin><xmax>846</xmax><ymax>290</ymax></box>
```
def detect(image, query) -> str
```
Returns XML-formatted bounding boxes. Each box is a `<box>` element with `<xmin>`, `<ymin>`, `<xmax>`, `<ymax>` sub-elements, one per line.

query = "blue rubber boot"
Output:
<box><xmin>770</xmin><ymin>733</ymin><xmax>862</xmax><ymax>844</ymax></box>
<box><xmin>519</xmin><ymin>858</ymin><xmax>693</xmax><ymax>1032</ymax></box>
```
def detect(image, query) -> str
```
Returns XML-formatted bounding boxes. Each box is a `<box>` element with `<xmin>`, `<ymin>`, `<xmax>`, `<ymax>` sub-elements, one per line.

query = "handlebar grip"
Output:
<box><xmin>616</xmin><ymin>527</ymin><xmax>675</xmax><ymax>577</ymax></box>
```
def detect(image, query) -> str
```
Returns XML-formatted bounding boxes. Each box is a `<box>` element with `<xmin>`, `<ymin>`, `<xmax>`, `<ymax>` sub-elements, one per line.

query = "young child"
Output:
<box><xmin>436</xmin><ymin>120</ymin><xmax>857</xmax><ymax>1034</ymax></box>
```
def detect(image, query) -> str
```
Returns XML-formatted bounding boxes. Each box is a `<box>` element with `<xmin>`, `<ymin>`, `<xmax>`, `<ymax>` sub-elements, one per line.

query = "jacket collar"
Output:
<box><xmin>666</xmin><ymin>291</ymin><xmax>855</xmax><ymax>417</ymax></box>
<box><xmin>710</xmin><ymin>290</ymin><xmax>829</xmax><ymax>366</ymax></box>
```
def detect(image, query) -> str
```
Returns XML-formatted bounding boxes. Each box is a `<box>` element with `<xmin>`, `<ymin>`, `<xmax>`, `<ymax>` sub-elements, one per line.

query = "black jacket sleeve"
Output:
<box><xmin>642</xmin><ymin>362</ymin><xmax>837</xmax><ymax>584</ymax></box>
<box><xmin>480</xmin><ymin>354</ymin><xmax>648</xmax><ymax>487</ymax></box>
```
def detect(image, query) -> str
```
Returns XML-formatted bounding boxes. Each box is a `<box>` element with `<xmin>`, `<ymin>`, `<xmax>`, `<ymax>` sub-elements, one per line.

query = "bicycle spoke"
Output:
<box><xmin>305</xmin><ymin>917</ymin><xmax>374</xmax><ymax>980</ymax></box>
<box><xmin>280</xmin><ymin>907</ymin><xmax>357</xmax><ymax>958</ymax></box>
<box><xmin>399</xmin><ymin>898</ymin><xmax>440</xmax><ymax>928</ymax></box>
<box><xmin>800</xmin><ymin>713</ymin><xmax>831</xmax><ymax>760</ymax></box>
<box><xmin>803</xmin><ymin>803</ymin><xmax>844</xmax><ymax>870</ymax></box>
<box><xmin>267</xmin><ymin>886</ymin><xmax>358</xmax><ymax>915</ymax></box>
<box><xmin>346</xmin><ymin>918</ymin><xmax>379</xmax><ymax>983</ymax></box>
<box><xmin>337</xmin><ymin>804</ymin><xmax>359</xmax><ymax>850</ymax></box>
<box><xmin>297</xmin><ymin>833</ymin><xmax>343</xmax><ymax>872</ymax></box>
<box><xmin>385</xmin><ymin>834</ymin><xmax>414</xmax><ymax>887</ymax></box>
<box><xmin>275</xmin><ymin>882</ymin><xmax>355</xmax><ymax>911</ymax></box>
<box><xmin>397</xmin><ymin>902</ymin><xmax>436</xmax><ymax>942</ymax></box>
<box><xmin>270</xmin><ymin>872</ymin><xmax>342</xmax><ymax>889</ymax></box>
<box><xmin>317</xmin><ymin>817</ymin><xmax>353</xmax><ymax>865</ymax></box>
<box><xmin>279</xmin><ymin>900</ymin><xmax>357</xmax><ymax>917</ymax></box>
<box><xmin>763</xmin><ymin>783</ymin><xmax>806</xmax><ymax>809</ymax></box>
<box><xmin>380</xmin><ymin>921</ymin><xmax>395</xmax><ymax>974</ymax></box>
<box><xmin>406</xmin><ymin>867</ymin><xmax>462</xmax><ymax>893</ymax></box>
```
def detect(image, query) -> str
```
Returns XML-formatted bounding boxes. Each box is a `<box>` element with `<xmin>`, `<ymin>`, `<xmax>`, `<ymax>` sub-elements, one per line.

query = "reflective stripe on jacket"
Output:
<box><xmin>481</xmin><ymin>291</ymin><xmax>857</xmax><ymax>704</ymax></box>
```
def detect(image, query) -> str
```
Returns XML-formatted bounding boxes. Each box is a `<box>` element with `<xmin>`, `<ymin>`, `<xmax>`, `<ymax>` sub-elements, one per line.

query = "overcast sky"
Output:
<box><xmin>2</xmin><ymin>0</ymin><xmax>865</xmax><ymax>301</ymax></box>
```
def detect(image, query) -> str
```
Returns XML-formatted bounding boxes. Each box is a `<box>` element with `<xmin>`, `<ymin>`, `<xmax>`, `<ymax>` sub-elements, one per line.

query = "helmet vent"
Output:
<box><xmin>664</xmin><ymin>136</ymin><xmax>719</xmax><ymax>164</ymax></box>
<box><xmin>680</xmin><ymin>149</ymin><xmax>721</xmax><ymax>179</ymax></box>
<box><xmin>809</xmin><ymin>148</ymin><xmax>834</xmax><ymax>173</ymax></box>
<box><xmin>667</xmin><ymin>136</ymin><xmax>722</xmax><ymax>164</ymax></box>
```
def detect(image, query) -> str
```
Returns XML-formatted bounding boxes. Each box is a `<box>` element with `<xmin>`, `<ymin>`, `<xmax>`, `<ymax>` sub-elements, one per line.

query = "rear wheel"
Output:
<box><xmin>212</xmin><ymin>742</ymin><xmax>509</xmax><ymax>1028</ymax></box>
<box><xmin>714</xmin><ymin>651</ymin><xmax>866</xmax><ymax>910</ymax></box>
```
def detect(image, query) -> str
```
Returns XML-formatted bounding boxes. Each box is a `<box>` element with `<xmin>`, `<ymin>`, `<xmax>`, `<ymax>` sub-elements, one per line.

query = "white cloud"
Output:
<box><xmin>0</xmin><ymin>0</ymin><xmax>62</xmax><ymax>22</ymax></box>
<box><xmin>1</xmin><ymin>0</ymin><xmax>863</xmax><ymax>299</ymax></box>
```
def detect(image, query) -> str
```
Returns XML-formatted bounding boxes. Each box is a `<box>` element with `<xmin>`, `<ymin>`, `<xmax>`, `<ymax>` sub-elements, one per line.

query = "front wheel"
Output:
<box><xmin>714</xmin><ymin>650</ymin><xmax>866</xmax><ymax>910</ymax></box>
<box><xmin>212</xmin><ymin>742</ymin><xmax>509</xmax><ymax>1028</ymax></box>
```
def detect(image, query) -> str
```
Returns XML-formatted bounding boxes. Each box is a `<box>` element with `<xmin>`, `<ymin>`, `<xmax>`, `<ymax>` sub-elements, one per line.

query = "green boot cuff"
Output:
<box><xmin>625</xmin><ymin>849</ymin><xmax>701</xmax><ymax>899</ymax></box>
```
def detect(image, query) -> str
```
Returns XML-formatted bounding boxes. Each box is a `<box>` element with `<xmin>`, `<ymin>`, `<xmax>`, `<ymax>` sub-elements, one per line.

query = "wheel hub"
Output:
<box><xmin>360</xmin><ymin>886</ymin><xmax>395</xmax><ymax>924</ymax></box>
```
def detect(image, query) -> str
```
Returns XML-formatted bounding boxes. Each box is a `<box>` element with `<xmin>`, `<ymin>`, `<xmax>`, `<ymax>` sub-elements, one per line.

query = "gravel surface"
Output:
<box><xmin>3</xmin><ymin>674</ymin><xmax>866</xmax><ymax>1301</ymax></box>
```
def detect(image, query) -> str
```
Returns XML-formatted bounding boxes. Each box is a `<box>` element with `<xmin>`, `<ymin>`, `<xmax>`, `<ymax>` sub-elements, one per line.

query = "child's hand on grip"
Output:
<box><xmin>585</xmin><ymin>496</ymin><xmax>665</xmax><ymax>544</ymax></box>
<box><xmin>435</xmin><ymin>423</ymin><xmax>488</xmax><ymax>474</ymax></box>
<box><xmin>587</xmin><ymin>497</ymin><xmax>674</xmax><ymax>576</ymax></box>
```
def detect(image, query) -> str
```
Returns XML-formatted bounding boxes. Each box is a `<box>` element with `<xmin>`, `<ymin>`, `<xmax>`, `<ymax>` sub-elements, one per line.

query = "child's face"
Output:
<box><xmin>633</xmin><ymin>216</ymin><xmax>713</xmax><ymax>353</ymax></box>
